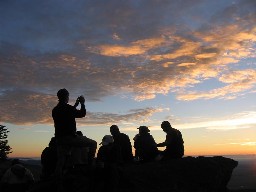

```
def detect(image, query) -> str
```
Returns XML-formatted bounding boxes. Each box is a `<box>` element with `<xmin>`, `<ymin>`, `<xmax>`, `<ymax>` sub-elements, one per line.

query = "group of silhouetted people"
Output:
<box><xmin>0</xmin><ymin>88</ymin><xmax>185</xmax><ymax>192</ymax></box>
<box><xmin>41</xmin><ymin>88</ymin><xmax>184</xmax><ymax>191</ymax></box>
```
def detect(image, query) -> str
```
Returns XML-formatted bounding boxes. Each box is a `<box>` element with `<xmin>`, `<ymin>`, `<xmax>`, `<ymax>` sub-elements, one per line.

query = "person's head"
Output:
<box><xmin>110</xmin><ymin>125</ymin><xmax>120</xmax><ymax>136</ymax></box>
<box><xmin>57</xmin><ymin>88</ymin><xmax>69</xmax><ymax>103</ymax></box>
<box><xmin>100</xmin><ymin>135</ymin><xmax>114</xmax><ymax>146</ymax></box>
<box><xmin>161</xmin><ymin>121</ymin><xmax>172</xmax><ymax>132</ymax></box>
<box><xmin>137</xmin><ymin>126</ymin><xmax>150</xmax><ymax>134</ymax></box>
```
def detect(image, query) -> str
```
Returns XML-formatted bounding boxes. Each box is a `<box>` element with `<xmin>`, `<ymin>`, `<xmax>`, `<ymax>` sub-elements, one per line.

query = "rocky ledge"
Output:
<box><xmin>120</xmin><ymin>156</ymin><xmax>238</xmax><ymax>192</ymax></box>
<box><xmin>30</xmin><ymin>156</ymin><xmax>238</xmax><ymax>192</ymax></box>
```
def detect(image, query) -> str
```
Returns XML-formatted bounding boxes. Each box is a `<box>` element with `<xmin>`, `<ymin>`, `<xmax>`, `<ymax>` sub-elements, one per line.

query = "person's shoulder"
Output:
<box><xmin>149</xmin><ymin>134</ymin><xmax>154</xmax><ymax>138</ymax></box>
<box><xmin>120</xmin><ymin>133</ymin><xmax>129</xmax><ymax>137</ymax></box>
<box><xmin>52</xmin><ymin>105</ymin><xmax>58</xmax><ymax>111</ymax></box>
<box><xmin>53</xmin><ymin>102</ymin><xmax>72</xmax><ymax>110</ymax></box>
<box><xmin>64</xmin><ymin>103</ymin><xmax>73</xmax><ymax>108</ymax></box>
<box><xmin>171</xmin><ymin>128</ymin><xmax>182</xmax><ymax>137</ymax></box>
<box><xmin>173</xmin><ymin>128</ymin><xmax>181</xmax><ymax>133</ymax></box>
<box><xmin>61</xmin><ymin>103</ymin><xmax>76</xmax><ymax>111</ymax></box>
<box><xmin>42</xmin><ymin>146</ymin><xmax>50</xmax><ymax>153</ymax></box>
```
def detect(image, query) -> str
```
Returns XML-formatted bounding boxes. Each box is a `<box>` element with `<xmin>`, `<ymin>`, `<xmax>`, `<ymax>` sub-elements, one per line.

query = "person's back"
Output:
<box><xmin>110</xmin><ymin>125</ymin><xmax>133</xmax><ymax>163</ymax></box>
<box><xmin>165</xmin><ymin>128</ymin><xmax>184</xmax><ymax>158</ymax></box>
<box><xmin>97</xmin><ymin>144</ymin><xmax>122</xmax><ymax>167</ymax></box>
<box><xmin>95</xmin><ymin>135</ymin><xmax>122</xmax><ymax>192</ymax></box>
<box><xmin>134</xmin><ymin>126</ymin><xmax>158</xmax><ymax>162</ymax></box>
<box><xmin>52</xmin><ymin>103</ymin><xmax>77</xmax><ymax>137</ymax></box>
<box><xmin>113</xmin><ymin>133</ymin><xmax>133</xmax><ymax>162</ymax></box>
<box><xmin>41</xmin><ymin>137</ymin><xmax>58</xmax><ymax>179</ymax></box>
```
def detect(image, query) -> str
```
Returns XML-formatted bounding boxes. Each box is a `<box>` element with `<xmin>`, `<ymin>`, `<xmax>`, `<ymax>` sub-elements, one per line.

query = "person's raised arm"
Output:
<box><xmin>74</xmin><ymin>97</ymin><xmax>80</xmax><ymax>108</ymax></box>
<box><xmin>74</xmin><ymin>95</ymin><xmax>86</xmax><ymax>117</ymax></box>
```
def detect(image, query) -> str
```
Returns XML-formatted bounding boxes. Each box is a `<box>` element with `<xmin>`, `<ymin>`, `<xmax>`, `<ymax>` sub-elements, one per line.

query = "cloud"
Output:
<box><xmin>0</xmin><ymin>88</ymin><xmax>166</xmax><ymax>125</ymax></box>
<box><xmin>0</xmin><ymin>89</ymin><xmax>55</xmax><ymax>125</ymax></box>
<box><xmin>1</xmin><ymin>0</ymin><xmax>256</xmax><ymax>125</ymax></box>
<box><xmin>118</xmin><ymin>110</ymin><xmax>256</xmax><ymax>132</ymax></box>
<box><xmin>81</xmin><ymin>107</ymin><xmax>166</xmax><ymax>126</ymax></box>
<box><xmin>93</xmin><ymin>37</ymin><xmax>165</xmax><ymax>57</ymax></box>
<box><xmin>177</xmin><ymin>69</ymin><xmax>256</xmax><ymax>100</ymax></box>
<box><xmin>229</xmin><ymin>142</ymin><xmax>256</xmax><ymax>146</ymax></box>
<box><xmin>176</xmin><ymin>111</ymin><xmax>256</xmax><ymax>130</ymax></box>
<box><xmin>219</xmin><ymin>69</ymin><xmax>256</xmax><ymax>84</ymax></box>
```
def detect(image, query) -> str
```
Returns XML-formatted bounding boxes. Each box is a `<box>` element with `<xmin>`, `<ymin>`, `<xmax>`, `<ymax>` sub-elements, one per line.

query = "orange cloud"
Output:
<box><xmin>178</xmin><ymin>62</ymin><xmax>196</xmax><ymax>67</ymax></box>
<box><xmin>150</xmin><ymin>41</ymin><xmax>201</xmax><ymax>61</ymax></box>
<box><xmin>94</xmin><ymin>37</ymin><xmax>165</xmax><ymax>57</ymax></box>
<box><xmin>195</xmin><ymin>52</ymin><xmax>217</xmax><ymax>59</ymax></box>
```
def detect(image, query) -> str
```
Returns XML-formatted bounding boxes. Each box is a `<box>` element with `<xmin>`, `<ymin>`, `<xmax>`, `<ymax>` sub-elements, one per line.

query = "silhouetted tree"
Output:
<box><xmin>0</xmin><ymin>125</ymin><xmax>12</xmax><ymax>160</ymax></box>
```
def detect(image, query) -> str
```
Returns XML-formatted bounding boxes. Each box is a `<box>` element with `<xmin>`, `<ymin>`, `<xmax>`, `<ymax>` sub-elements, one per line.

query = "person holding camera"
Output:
<box><xmin>52</xmin><ymin>89</ymin><xmax>86</xmax><ymax>139</ymax></box>
<box><xmin>52</xmin><ymin>88</ymin><xmax>97</xmax><ymax>173</ymax></box>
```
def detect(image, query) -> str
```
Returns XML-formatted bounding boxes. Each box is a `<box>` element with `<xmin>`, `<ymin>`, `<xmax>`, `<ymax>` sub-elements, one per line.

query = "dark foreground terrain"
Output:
<box><xmin>1</xmin><ymin>156</ymin><xmax>255</xmax><ymax>192</ymax></box>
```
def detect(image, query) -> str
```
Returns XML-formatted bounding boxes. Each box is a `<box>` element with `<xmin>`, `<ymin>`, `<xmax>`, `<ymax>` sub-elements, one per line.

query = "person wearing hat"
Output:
<box><xmin>157</xmin><ymin>121</ymin><xmax>184</xmax><ymax>159</ymax></box>
<box><xmin>133</xmin><ymin>126</ymin><xmax>159</xmax><ymax>162</ymax></box>
<box><xmin>95</xmin><ymin>135</ymin><xmax>122</xmax><ymax>192</ymax></box>
<box><xmin>97</xmin><ymin>135</ymin><xmax>122</xmax><ymax>166</ymax></box>
<box><xmin>110</xmin><ymin>125</ymin><xmax>133</xmax><ymax>163</ymax></box>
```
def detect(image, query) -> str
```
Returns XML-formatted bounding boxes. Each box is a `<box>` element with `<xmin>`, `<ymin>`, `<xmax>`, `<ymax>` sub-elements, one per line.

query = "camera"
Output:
<box><xmin>78</xmin><ymin>95</ymin><xmax>85</xmax><ymax>103</ymax></box>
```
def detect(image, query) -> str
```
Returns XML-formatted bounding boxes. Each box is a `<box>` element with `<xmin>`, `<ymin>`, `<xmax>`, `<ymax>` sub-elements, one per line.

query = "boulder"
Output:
<box><xmin>30</xmin><ymin>156</ymin><xmax>238</xmax><ymax>192</ymax></box>
<box><xmin>119</xmin><ymin>156</ymin><xmax>238</xmax><ymax>192</ymax></box>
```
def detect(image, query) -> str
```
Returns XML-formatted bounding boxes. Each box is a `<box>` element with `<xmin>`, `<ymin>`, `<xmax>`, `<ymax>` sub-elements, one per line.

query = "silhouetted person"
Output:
<box><xmin>0</xmin><ymin>159</ymin><xmax>34</xmax><ymax>192</ymax></box>
<box><xmin>52</xmin><ymin>88</ymin><xmax>97</xmax><ymax>173</ymax></box>
<box><xmin>95</xmin><ymin>135</ymin><xmax>122</xmax><ymax>192</ymax></box>
<box><xmin>157</xmin><ymin>121</ymin><xmax>184</xmax><ymax>159</ymax></box>
<box><xmin>110</xmin><ymin>125</ymin><xmax>133</xmax><ymax>163</ymax></box>
<box><xmin>71</xmin><ymin>131</ymin><xmax>89</xmax><ymax>166</ymax></box>
<box><xmin>41</xmin><ymin>137</ymin><xmax>58</xmax><ymax>180</ymax></box>
<box><xmin>134</xmin><ymin>126</ymin><xmax>159</xmax><ymax>162</ymax></box>
<box><xmin>52</xmin><ymin>89</ymin><xmax>86</xmax><ymax>138</ymax></box>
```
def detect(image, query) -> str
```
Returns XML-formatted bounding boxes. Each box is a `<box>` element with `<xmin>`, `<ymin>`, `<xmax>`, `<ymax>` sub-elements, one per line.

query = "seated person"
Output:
<box><xmin>157</xmin><ymin>121</ymin><xmax>184</xmax><ymax>159</ymax></box>
<box><xmin>95</xmin><ymin>135</ymin><xmax>122</xmax><ymax>192</ymax></box>
<box><xmin>52</xmin><ymin>89</ymin><xmax>97</xmax><ymax>174</ymax></box>
<box><xmin>134</xmin><ymin>126</ymin><xmax>159</xmax><ymax>162</ymax></box>
<box><xmin>41</xmin><ymin>137</ymin><xmax>58</xmax><ymax>180</ymax></box>
<box><xmin>71</xmin><ymin>131</ymin><xmax>89</xmax><ymax>166</ymax></box>
<box><xmin>110</xmin><ymin>125</ymin><xmax>133</xmax><ymax>163</ymax></box>
<box><xmin>0</xmin><ymin>159</ymin><xmax>35</xmax><ymax>192</ymax></box>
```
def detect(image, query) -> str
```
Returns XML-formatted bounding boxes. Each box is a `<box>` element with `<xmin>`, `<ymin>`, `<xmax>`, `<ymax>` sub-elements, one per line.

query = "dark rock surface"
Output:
<box><xmin>120</xmin><ymin>156</ymin><xmax>238</xmax><ymax>192</ymax></box>
<box><xmin>26</xmin><ymin>156</ymin><xmax>238</xmax><ymax>192</ymax></box>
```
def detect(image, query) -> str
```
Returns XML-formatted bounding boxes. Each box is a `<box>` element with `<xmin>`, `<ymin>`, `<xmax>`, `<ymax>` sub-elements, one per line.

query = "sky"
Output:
<box><xmin>0</xmin><ymin>0</ymin><xmax>256</xmax><ymax>158</ymax></box>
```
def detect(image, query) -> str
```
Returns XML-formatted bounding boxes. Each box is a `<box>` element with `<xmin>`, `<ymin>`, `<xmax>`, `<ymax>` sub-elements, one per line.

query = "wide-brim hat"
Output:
<box><xmin>137</xmin><ymin>126</ymin><xmax>150</xmax><ymax>132</ymax></box>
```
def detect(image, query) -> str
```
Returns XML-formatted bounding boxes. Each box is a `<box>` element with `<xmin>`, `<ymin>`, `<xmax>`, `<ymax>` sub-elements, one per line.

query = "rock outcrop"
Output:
<box><xmin>119</xmin><ymin>156</ymin><xmax>238</xmax><ymax>192</ymax></box>
<box><xmin>30</xmin><ymin>156</ymin><xmax>238</xmax><ymax>192</ymax></box>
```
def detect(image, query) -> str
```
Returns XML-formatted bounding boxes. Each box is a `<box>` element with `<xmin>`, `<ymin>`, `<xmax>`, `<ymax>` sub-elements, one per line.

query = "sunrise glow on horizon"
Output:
<box><xmin>1</xmin><ymin>0</ymin><xmax>256</xmax><ymax>158</ymax></box>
